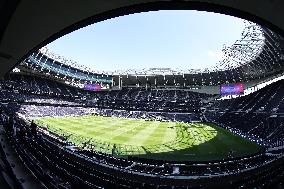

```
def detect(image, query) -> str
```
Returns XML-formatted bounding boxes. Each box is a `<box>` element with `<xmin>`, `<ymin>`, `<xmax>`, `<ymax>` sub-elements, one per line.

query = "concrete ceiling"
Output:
<box><xmin>0</xmin><ymin>0</ymin><xmax>284</xmax><ymax>78</ymax></box>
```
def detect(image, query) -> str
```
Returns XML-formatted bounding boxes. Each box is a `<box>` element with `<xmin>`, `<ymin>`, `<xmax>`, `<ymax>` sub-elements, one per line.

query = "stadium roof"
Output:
<box><xmin>1</xmin><ymin>0</ymin><xmax>284</xmax><ymax>78</ymax></box>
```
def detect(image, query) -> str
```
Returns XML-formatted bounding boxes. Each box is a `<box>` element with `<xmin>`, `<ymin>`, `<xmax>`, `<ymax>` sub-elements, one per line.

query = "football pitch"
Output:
<box><xmin>35</xmin><ymin>115</ymin><xmax>262</xmax><ymax>161</ymax></box>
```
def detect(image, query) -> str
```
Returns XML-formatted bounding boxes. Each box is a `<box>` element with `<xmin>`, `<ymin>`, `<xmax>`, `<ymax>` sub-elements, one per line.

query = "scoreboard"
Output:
<box><xmin>220</xmin><ymin>83</ymin><xmax>244</xmax><ymax>96</ymax></box>
<box><xmin>84</xmin><ymin>84</ymin><xmax>102</xmax><ymax>91</ymax></box>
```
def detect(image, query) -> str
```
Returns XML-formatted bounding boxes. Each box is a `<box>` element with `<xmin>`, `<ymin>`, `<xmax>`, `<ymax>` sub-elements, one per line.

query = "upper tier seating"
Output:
<box><xmin>1</xmin><ymin>73</ymin><xmax>214</xmax><ymax>113</ymax></box>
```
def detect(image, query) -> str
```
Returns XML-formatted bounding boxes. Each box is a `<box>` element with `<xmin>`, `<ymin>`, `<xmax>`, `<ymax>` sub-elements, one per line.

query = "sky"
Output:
<box><xmin>46</xmin><ymin>10</ymin><xmax>246</xmax><ymax>73</ymax></box>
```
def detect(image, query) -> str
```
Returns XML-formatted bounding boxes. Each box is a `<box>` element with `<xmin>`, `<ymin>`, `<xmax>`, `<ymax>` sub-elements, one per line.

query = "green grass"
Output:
<box><xmin>35</xmin><ymin>115</ymin><xmax>262</xmax><ymax>161</ymax></box>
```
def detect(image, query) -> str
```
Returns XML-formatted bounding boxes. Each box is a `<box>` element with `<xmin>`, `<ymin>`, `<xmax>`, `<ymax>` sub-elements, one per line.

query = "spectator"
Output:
<box><xmin>6</xmin><ymin>114</ymin><xmax>14</xmax><ymax>134</ymax></box>
<box><xmin>30</xmin><ymin>120</ymin><xmax>37</xmax><ymax>136</ymax></box>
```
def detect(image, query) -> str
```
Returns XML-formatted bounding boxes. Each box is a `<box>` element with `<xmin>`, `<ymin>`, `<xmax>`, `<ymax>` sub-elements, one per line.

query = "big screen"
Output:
<box><xmin>220</xmin><ymin>83</ymin><xmax>244</xmax><ymax>96</ymax></box>
<box><xmin>84</xmin><ymin>84</ymin><xmax>102</xmax><ymax>91</ymax></box>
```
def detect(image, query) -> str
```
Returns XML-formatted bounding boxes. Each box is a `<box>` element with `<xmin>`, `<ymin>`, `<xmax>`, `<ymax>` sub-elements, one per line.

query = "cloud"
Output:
<box><xmin>207</xmin><ymin>50</ymin><xmax>224</xmax><ymax>61</ymax></box>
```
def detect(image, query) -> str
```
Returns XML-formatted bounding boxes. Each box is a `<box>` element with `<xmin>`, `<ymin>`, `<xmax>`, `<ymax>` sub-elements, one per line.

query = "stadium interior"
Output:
<box><xmin>1</xmin><ymin>1</ymin><xmax>284</xmax><ymax>189</ymax></box>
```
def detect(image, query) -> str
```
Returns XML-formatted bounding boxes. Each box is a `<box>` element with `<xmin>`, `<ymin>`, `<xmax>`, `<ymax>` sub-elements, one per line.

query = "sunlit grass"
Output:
<box><xmin>36</xmin><ymin>115</ymin><xmax>262</xmax><ymax>161</ymax></box>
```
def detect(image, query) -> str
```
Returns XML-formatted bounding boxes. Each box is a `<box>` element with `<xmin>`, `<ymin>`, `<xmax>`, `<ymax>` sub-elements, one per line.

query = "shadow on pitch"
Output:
<box><xmin>121</xmin><ymin>128</ymin><xmax>262</xmax><ymax>163</ymax></box>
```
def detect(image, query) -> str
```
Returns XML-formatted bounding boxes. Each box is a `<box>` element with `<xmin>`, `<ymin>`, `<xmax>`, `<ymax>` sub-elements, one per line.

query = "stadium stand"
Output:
<box><xmin>1</xmin><ymin>71</ymin><xmax>284</xmax><ymax>188</ymax></box>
